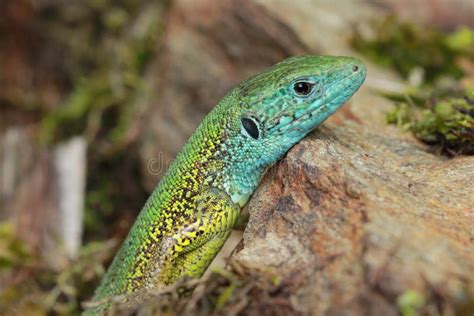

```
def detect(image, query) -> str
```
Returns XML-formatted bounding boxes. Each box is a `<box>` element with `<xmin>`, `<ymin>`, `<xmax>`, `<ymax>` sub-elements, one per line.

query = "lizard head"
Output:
<box><xmin>214</xmin><ymin>55</ymin><xmax>366</xmax><ymax>205</ymax></box>
<box><xmin>232</xmin><ymin>55</ymin><xmax>366</xmax><ymax>166</ymax></box>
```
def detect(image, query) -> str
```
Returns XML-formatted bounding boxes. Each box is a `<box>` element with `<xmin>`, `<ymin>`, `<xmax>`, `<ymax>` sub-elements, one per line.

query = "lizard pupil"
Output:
<box><xmin>293</xmin><ymin>81</ymin><xmax>314</xmax><ymax>96</ymax></box>
<box><xmin>241</xmin><ymin>118</ymin><xmax>259</xmax><ymax>139</ymax></box>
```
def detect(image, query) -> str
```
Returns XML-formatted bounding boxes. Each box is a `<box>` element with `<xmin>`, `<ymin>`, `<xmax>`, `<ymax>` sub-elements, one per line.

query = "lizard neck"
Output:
<box><xmin>195</xmin><ymin>102</ymin><xmax>267</xmax><ymax>208</ymax></box>
<box><xmin>212</xmin><ymin>136</ymin><xmax>271</xmax><ymax>208</ymax></box>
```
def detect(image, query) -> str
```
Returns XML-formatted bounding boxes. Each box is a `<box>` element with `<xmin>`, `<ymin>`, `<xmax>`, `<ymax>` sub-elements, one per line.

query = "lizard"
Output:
<box><xmin>84</xmin><ymin>55</ymin><xmax>366</xmax><ymax>314</ymax></box>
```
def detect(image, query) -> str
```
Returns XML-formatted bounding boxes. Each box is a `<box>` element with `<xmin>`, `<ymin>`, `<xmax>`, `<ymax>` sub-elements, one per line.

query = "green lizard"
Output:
<box><xmin>84</xmin><ymin>55</ymin><xmax>366</xmax><ymax>314</ymax></box>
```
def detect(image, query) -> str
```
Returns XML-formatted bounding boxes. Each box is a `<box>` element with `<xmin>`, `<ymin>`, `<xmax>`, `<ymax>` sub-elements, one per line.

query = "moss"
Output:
<box><xmin>214</xmin><ymin>278</ymin><xmax>238</xmax><ymax>310</ymax></box>
<box><xmin>397</xmin><ymin>290</ymin><xmax>426</xmax><ymax>316</ymax></box>
<box><xmin>354</xmin><ymin>16</ymin><xmax>474</xmax><ymax>155</ymax></box>
<box><xmin>83</xmin><ymin>147</ymin><xmax>149</xmax><ymax>241</ymax></box>
<box><xmin>386</xmin><ymin>87</ymin><xmax>474</xmax><ymax>155</ymax></box>
<box><xmin>0</xmin><ymin>239</ymin><xmax>116</xmax><ymax>315</ymax></box>
<box><xmin>39</xmin><ymin>1</ymin><xmax>164</xmax><ymax>146</ymax></box>
<box><xmin>352</xmin><ymin>16</ymin><xmax>473</xmax><ymax>83</ymax></box>
<box><xmin>0</xmin><ymin>222</ymin><xmax>34</xmax><ymax>271</ymax></box>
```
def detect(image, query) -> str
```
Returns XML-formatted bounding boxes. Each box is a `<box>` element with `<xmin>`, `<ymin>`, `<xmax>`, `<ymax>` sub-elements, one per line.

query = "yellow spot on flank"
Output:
<box><xmin>150</xmin><ymin>232</ymin><xmax>159</xmax><ymax>242</ymax></box>
<box><xmin>184</xmin><ymin>231</ymin><xmax>197</xmax><ymax>238</ymax></box>
<box><xmin>181</xmin><ymin>239</ymin><xmax>191</xmax><ymax>246</ymax></box>
<box><xmin>130</xmin><ymin>270</ymin><xmax>144</xmax><ymax>278</ymax></box>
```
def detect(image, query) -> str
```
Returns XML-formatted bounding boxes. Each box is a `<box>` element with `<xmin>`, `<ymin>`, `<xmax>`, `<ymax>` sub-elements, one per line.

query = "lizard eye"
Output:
<box><xmin>293</xmin><ymin>81</ymin><xmax>315</xmax><ymax>96</ymax></box>
<box><xmin>241</xmin><ymin>117</ymin><xmax>260</xmax><ymax>139</ymax></box>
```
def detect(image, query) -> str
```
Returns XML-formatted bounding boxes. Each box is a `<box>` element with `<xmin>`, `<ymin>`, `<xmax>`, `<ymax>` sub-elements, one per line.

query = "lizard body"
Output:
<box><xmin>85</xmin><ymin>55</ymin><xmax>366</xmax><ymax>314</ymax></box>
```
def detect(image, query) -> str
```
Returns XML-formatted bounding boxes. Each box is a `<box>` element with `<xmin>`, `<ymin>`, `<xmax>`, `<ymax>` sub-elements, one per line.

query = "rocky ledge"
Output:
<box><xmin>234</xmin><ymin>122</ymin><xmax>473</xmax><ymax>315</ymax></box>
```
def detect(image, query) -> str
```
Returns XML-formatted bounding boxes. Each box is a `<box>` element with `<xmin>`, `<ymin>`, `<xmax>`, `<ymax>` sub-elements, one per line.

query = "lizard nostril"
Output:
<box><xmin>352</xmin><ymin>65</ymin><xmax>359</xmax><ymax>73</ymax></box>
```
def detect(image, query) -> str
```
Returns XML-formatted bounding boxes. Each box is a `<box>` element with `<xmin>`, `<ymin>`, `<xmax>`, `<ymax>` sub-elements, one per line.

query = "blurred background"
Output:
<box><xmin>0</xmin><ymin>0</ymin><xmax>473</xmax><ymax>314</ymax></box>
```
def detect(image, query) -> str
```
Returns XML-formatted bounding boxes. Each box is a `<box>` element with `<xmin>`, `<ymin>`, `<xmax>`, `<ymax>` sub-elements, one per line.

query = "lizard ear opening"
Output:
<box><xmin>241</xmin><ymin>117</ymin><xmax>260</xmax><ymax>140</ymax></box>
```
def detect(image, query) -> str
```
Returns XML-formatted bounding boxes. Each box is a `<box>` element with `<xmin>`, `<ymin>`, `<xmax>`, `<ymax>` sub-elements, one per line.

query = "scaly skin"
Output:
<box><xmin>85</xmin><ymin>55</ymin><xmax>366</xmax><ymax>314</ymax></box>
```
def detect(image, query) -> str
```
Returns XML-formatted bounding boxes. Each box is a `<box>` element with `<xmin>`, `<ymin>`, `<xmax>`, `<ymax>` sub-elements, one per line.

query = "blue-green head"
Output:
<box><xmin>238</xmin><ymin>55</ymin><xmax>365</xmax><ymax>155</ymax></box>
<box><xmin>211</xmin><ymin>55</ymin><xmax>366</xmax><ymax>205</ymax></box>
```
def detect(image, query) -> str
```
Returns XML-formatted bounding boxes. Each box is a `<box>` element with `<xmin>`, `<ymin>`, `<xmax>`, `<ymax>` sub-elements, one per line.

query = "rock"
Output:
<box><xmin>54</xmin><ymin>137</ymin><xmax>87</xmax><ymax>259</ymax></box>
<box><xmin>0</xmin><ymin>128</ymin><xmax>87</xmax><ymax>271</ymax></box>
<box><xmin>0</xmin><ymin>127</ymin><xmax>60</xmax><ymax>264</ymax></box>
<box><xmin>235</xmin><ymin>122</ymin><xmax>474</xmax><ymax>315</ymax></box>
